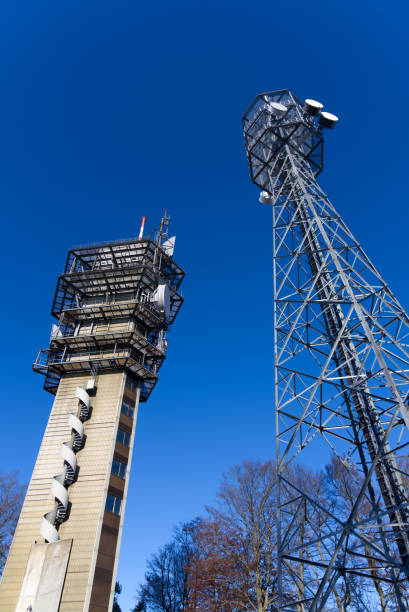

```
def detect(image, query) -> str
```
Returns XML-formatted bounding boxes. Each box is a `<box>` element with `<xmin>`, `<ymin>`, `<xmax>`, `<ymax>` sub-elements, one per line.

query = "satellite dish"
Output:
<box><xmin>270</xmin><ymin>102</ymin><xmax>288</xmax><ymax>117</ymax></box>
<box><xmin>304</xmin><ymin>99</ymin><xmax>323</xmax><ymax>116</ymax></box>
<box><xmin>259</xmin><ymin>191</ymin><xmax>274</xmax><ymax>205</ymax></box>
<box><xmin>154</xmin><ymin>284</ymin><xmax>170</xmax><ymax>319</ymax></box>
<box><xmin>162</xmin><ymin>236</ymin><xmax>176</xmax><ymax>257</ymax></box>
<box><xmin>319</xmin><ymin>111</ymin><xmax>339</xmax><ymax>129</ymax></box>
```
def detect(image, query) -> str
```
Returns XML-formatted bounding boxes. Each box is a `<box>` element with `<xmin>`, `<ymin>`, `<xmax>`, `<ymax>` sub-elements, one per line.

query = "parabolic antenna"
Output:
<box><xmin>304</xmin><ymin>98</ymin><xmax>323</xmax><ymax>116</ymax></box>
<box><xmin>319</xmin><ymin>111</ymin><xmax>339</xmax><ymax>129</ymax></box>
<box><xmin>154</xmin><ymin>284</ymin><xmax>170</xmax><ymax>319</ymax></box>
<box><xmin>162</xmin><ymin>236</ymin><xmax>176</xmax><ymax>257</ymax></box>
<box><xmin>259</xmin><ymin>191</ymin><xmax>274</xmax><ymax>205</ymax></box>
<box><xmin>270</xmin><ymin>102</ymin><xmax>288</xmax><ymax>117</ymax></box>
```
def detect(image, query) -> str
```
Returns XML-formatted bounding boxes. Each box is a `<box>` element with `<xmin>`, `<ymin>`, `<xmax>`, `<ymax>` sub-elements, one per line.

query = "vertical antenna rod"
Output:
<box><xmin>154</xmin><ymin>210</ymin><xmax>170</xmax><ymax>266</ymax></box>
<box><xmin>138</xmin><ymin>215</ymin><xmax>146</xmax><ymax>241</ymax></box>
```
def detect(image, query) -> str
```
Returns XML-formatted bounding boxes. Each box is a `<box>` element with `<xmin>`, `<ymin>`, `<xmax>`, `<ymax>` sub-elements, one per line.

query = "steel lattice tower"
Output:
<box><xmin>243</xmin><ymin>90</ymin><xmax>409</xmax><ymax>610</ymax></box>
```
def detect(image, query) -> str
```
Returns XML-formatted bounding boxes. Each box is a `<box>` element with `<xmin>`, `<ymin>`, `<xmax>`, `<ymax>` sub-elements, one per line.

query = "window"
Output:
<box><xmin>105</xmin><ymin>493</ymin><xmax>121</xmax><ymax>515</ymax></box>
<box><xmin>126</xmin><ymin>377</ymin><xmax>138</xmax><ymax>393</ymax></box>
<box><xmin>121</xmin><ymin>399</ymin><xmax>135</xmax><ymax>418</ymax></box>
<box><xmin>116</xmin><ymin>427</ymin><xmax>130</xmax><ymax>447</ymax></box>
<box><xmin>112</xmin><ymin>458</ymin><xmax>127</xmax><ymax>479</ymax></box>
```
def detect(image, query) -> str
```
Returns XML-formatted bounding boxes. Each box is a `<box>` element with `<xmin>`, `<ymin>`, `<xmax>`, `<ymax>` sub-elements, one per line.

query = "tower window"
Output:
<box><xmin>105</xmin><ymin>493</ymin><xmax>121</xmax><ymax>515</ymax></box>
<box><xmin>125</xmin><ymin>377</ymin><xmax>138</xmax><ymax>393</ymax></box>
<box><xmin>121</xmin><ymin>399</ymin><xmax>135</xmax><ymax>418</ymax></box>
<box><xmin>116</xmin><ymin>427</ymin><xmax>130</xmax><ymax>447</ymax></box>
<box><xmin>112</xmin><ymin>458</ymin><xmax>127</xmax><ymax>479</ymax></box>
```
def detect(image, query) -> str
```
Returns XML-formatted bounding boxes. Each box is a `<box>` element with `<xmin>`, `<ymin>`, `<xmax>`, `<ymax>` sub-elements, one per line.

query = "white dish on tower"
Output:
<box><xmin>270</xmin><ymin>102</ymin><xmax>287</xmax><ymax>117</ymax></box>
<box><xmin>304</xmin><ymin>99</ymin><xmax>323</xmax><ymax>116</ymax></box>
<box><xmin>154</xmin><ymin>284</ymin><xmax>170</xmax><ymax>319</ymax></box>
<box><xmin>319</xmin><ymin>111</ymin><xmax>339</xmax><ymax>129</ymax></box>
<box><xmin>259</xmin><ymin>191</ymin><xmax>274</xmax><ymax>205</ymax></box>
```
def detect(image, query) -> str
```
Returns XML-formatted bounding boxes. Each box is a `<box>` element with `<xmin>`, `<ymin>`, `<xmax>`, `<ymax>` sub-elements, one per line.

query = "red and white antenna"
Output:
<box><xmin>138</xmin><ymin>216</ymin><xmax>146</xmax><ymax>241</ymax></box>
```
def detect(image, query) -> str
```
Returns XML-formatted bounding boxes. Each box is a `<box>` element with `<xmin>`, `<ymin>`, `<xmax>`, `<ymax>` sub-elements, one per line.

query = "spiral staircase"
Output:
<box><xmin>40</xmin><ymin>386</ymin><xmax>91</xmax><ymax>543</ymax></box>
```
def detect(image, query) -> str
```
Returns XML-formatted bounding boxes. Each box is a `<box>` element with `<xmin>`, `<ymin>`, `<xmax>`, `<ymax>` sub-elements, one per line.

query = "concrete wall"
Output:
<box><xmin>15</xmin><ymin>539</ymin><xmax>72</xmax><ymax>611</ymax></box>
<box><xmin>0</xmin><ymin>371</ymin><xmax>135</xmax><ymax>612</ymax></box>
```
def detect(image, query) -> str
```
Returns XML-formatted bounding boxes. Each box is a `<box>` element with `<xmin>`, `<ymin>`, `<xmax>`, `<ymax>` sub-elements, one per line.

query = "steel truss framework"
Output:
<box><xmin>243</xmin><ymin>90</ymin><xmax>409</xmax><ymax>610</ymax></box>
<box><xmin>34</xmin><ymin>234</ymin><xmax>184</xmax><ymax>402</ymax></box>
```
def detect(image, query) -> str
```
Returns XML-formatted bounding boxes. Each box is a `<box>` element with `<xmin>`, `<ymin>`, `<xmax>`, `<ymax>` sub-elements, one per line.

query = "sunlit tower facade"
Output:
<box><xmin>0</xmin><ymin>216</ymin><xmax>184</xmax><ymax>611</ymax></box>
<box><xmin>243</xmin><ymin>90</ymin><xmax>409</xmax><ymax>610</ymax></box>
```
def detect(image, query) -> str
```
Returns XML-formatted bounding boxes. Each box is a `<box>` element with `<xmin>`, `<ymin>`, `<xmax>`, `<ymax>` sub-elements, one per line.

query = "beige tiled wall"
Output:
<box><xmin>0</xmin><ymin>371</ymin><xmax>126</xmax><ymax>611</ymax></box>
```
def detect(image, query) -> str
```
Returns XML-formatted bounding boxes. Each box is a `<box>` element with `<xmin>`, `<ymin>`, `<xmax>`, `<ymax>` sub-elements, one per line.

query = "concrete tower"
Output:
<box><xmin>0</xmin><ymin>218</ymin><xmax>184</xmax><ymax>611</ymax></box>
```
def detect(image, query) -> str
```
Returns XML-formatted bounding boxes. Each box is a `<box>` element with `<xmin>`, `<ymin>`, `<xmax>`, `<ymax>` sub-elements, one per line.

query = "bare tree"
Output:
<box><xmin>186</xmin><ymin>460</ymin><xmax>279</xmax><ymax>612</ymax></box>
<box><xmin>139</xmin><ymin>456</ymin><xmax>400</xmax><ymax>612</ymax></box>
<box><xmin>186</xmin><ymin>517</ymin><xmax>244</xmax><ymax>611</ymax></box>
<box><xmin>0</xmin><ymin>470</ymin><xmax>25</xmax><ymax>574</ymax></box>
<box><xmin>136</xmin><ymin>520</ymin><xmax>199</xmax><ymax>612</ymax></box>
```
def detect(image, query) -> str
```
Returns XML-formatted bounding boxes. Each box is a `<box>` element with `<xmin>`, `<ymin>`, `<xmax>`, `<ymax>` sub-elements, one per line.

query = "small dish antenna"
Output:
<box><xmin>259</xmin><ymin>191</ymin><xmax>274</xmax><ymax>205</ymax></box>
<box><xmin>162</xmin><ymin>236</ymin><xmax>176</xmax><ymax>257</ymax></box>
<box><xmin>153</xmin><ymin>284</ymin><xmax>170</xmax><ymax>319</ymax></box>
<box><xmin>319</xmin><ymin>111</ymin><xmax>339</xmax><ymax>129</ymax></box>
<box><xmin>304</xmin><ymin>99</ymin><xmax>323</xmax><ymax>116</ymax></box>
<box><xmin>270</xmin><ymin>102</ymin><xmax>288</xmax><ymax>117</ymax></box>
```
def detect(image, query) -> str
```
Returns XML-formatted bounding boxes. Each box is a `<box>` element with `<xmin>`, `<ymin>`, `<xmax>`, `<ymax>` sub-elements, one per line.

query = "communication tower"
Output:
<box><xmin>243</xmin><ymin>90</ymin><xmax>409</xmax><ymax>610</ymax></box>
<box><xmin>0</xmin><ymin>215</ymin><xmax>184</xmax><ymax>611</ymax></box>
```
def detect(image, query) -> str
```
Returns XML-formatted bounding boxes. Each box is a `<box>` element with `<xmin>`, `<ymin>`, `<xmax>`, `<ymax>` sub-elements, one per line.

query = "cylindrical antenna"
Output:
<box><xmin>270</xmin><ymin>102</ymin><xmax>288</xmax><ymax>117</ymax></box>
<box><xmin>259</xmin><ymin>191</ymin><xmax>274</xmax><ymax>205</ymax></box>
<box><xmin>303</xmin><ymin>98</ymin><xmax>323</xmax><ymax>116</ymax></box>
<box><xmin>138</xmin><ymin>216</ymin><xmax>146</xmax><ymax>241</ymax></box>
<box><xmin>319</xmin><ymin>111</ymin><xmax>339</xmax><ymax>129</ymax></box>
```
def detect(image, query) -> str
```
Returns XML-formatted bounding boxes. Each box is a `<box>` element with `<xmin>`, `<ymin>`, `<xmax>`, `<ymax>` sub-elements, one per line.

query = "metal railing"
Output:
<box><xmin>34</xmin><ymin>347</ymin><xmax>158</xmax><ymax>376</ymax></box>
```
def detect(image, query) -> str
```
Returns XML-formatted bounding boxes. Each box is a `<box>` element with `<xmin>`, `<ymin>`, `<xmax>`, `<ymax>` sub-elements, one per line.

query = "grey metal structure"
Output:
<box><xmin>243</xmin><ymin>90</ymin><xmax>409</xmax><ymax>610</ymax></box>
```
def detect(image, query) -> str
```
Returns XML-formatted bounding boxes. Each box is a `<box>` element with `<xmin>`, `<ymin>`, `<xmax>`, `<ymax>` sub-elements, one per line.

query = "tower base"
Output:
<box><xmin>15</xmin><ymin>539</ymin><xmax>72</xmax><ymax>612</ymax></box>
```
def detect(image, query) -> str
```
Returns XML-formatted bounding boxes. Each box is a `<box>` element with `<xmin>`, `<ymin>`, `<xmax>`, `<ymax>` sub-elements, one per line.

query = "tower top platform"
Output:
<box><xmin>63</xmin><ymin>236</ymin><xmax>184</xmax><ymax>288</ymax></box>
<box><xmin>34</xmin><ymin>220</ymin><xmax>184</xmax><ymax>402</ymax></box>
<box><xmin>242</xmin><ymin>89</ymin><xmax>328</xmax><ymax>190</ymax></box>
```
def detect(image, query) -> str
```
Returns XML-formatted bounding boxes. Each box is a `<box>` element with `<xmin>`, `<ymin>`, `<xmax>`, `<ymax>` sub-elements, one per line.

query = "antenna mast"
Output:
<box><xmin>243</xmin><ymin>90</ymin><xmax>409</xmax><ymax>610</ymax></box>
<box><xmin>154</xmin><ymin>210</ymin><xmax>170</xmax><ymax>266</ymax></box>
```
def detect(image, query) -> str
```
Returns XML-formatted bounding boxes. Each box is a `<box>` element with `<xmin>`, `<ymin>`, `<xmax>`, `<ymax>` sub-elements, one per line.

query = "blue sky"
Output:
<box><xmin>1</xmin><ymin>1</ymin><xmax>409</xmax><ymax>609</ymax></box>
